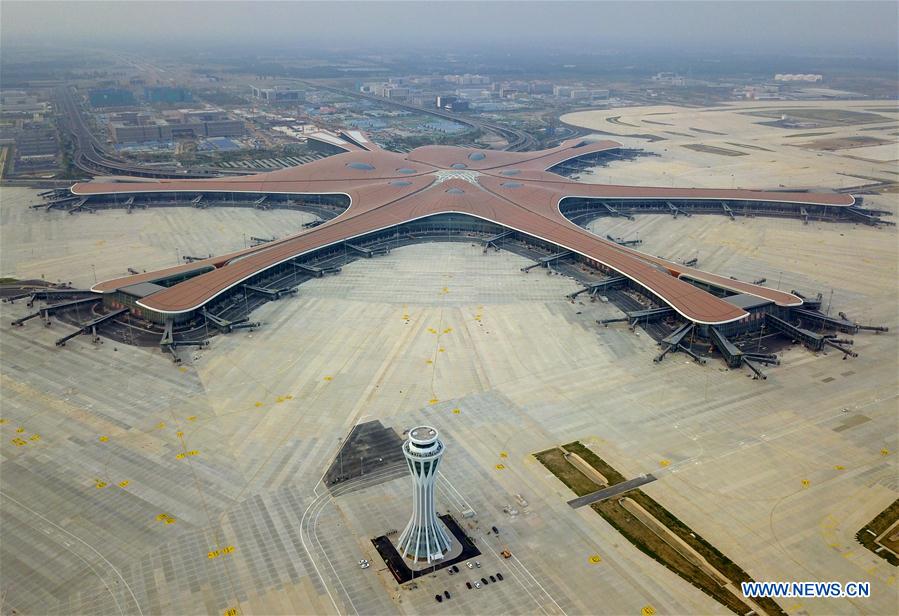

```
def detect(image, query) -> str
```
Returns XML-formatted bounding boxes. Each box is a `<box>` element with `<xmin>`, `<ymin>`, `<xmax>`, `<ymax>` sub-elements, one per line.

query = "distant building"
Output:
<box><xmin>774</xmin><ymin>74</ymin><xmax>823</xmax><ymax>83</ymax></box>
<box><xmin>455</xmin><ymin>88</ymin><xmax>491</xmax><ymax>101</ymax></box>
<box><xmin>0</xmin><ymin>90</ymin><xmax>51</xmax><ymax>116</ymax></box>
<box><xmin>651</xmin><ymin>72</ymin><xmax>686</xmax><ymax>86</ymax></box>
<box><xmin>251</xmin><ymin>86</ymin><xmax>302</xmax><ymax>103</ymax></box>
<box><xmin>89</xmin><ymin>88</ymin><xmax>136</xmax><ymax>108</ymax></box>
<box><xmin>108</xmin><ymin>109</ymin><xmax>244</xmax><ymax>143</ymax></box>
<box><xmin>445</xmin><ymin>73</ymin><xmax>490</xmax><ymax>86</ymax></box>
<box><xmin>554</xmin><ymin>86</ymin><xmax>609</xmax><ymax>101</ymax></box>
<box><xmin>435</xmin><ymin>96</ymin><xmax>470</xmax><ymax>112</ymax></box>
<box><xmin>529</xmin><ymin>82</ymin><xmax>554</xmax><ymax>94</ymax></box>
<box><xmin>384</xmin><ymin>87</ymin><xmax>410</xmax><ymax>100</ymax></box>
<box><xmin>435</xmin><ymin>95</ymin><xmax>457</xmax><ymax>108</ymax></box>
<box><xmin>144</xmin><ymin>86</ymin><xmax>192</xmax><ymax>104</ymax></box>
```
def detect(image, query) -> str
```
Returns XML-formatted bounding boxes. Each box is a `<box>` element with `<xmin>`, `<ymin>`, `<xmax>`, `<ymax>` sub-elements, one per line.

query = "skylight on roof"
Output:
<box><xmin>347</xmin><ymin>162</ymin><xmax>375</xmax><ymax>170</ymax></box>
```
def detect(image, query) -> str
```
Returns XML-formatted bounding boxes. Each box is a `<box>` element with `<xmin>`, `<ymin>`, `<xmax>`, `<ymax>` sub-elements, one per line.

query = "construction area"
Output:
<box><xmin>0</xmin><ymin>99</ymin><xmax>897</xmax><ymax>616</ymax></box>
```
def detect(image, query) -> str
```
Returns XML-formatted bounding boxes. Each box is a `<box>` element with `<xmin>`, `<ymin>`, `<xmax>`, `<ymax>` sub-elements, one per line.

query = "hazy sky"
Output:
<box><xmin>3</xmin><ymin>1</ymin><xmax>897</xmax><ymax>56</ymax></box>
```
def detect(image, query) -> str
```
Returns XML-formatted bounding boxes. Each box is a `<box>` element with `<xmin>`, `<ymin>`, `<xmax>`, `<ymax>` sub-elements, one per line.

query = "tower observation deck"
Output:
<box><xmin>397</xmin><ymin>426</ymin><xmax>452</xmax><ymax>563</ymax></box>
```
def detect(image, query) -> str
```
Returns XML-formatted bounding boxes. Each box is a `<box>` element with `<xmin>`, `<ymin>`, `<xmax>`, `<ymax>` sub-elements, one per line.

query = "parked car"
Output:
<box><xmin>474</xmin><ymin>581</ymin><xmax>481</xmax><ymax>589</ymax></box>
<box><xmin>444</xmin><ymin>591</ymin><xmax>451</xmax><ymax>600</ymax></box>
<box><xmin>475</xmin><ymin>561</ymin><xmax>481</xmax><ymax>568</ymax></box>
<box><xmin>481</xmin><ymin>577</ymin><xmax>489</xmax><ymax>585</ymax></box>
<box><xmin>491</xmin><ymin>525</ymin><xmax>499</xmax><ymax>534</ymax></box>
<box><xmin>496</xmin><ymin>572</ymin><xmax>504</xmax><ymax>581</ymax></box>
<box><xmin>435</xmin><ymin>594</ymin><xmax>442</xmax><ymax>603</ymax></box>
<box><xmin>466</xmin><ymin>562</ymin><xmax>474</xmax><ymax>569</ymax></box>
<box><xmin>466</xmin><ymin>581</ymin><xmax>472</xmax><ymax>589</ymax></box>
<box><xmin>452</xmin><ymin>565</ymin><xmax>460</xmax><ymax>573</ymax></box>
<box><xmin>489</xmin><ymin>575</ymin><xmax>496</xmax><ymax>583</ymax></box>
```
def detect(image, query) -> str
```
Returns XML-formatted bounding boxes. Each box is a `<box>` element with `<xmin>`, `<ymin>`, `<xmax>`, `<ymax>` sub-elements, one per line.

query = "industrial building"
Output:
<box><xmin>251</xmin><ymin>85</ymin><xmax>303</xmax><ymax>103</ymax></box>
<box><xmin>144</xmin><ymin>86</ymin><xmax>192</xmax><ymax>104</ymax></box>
<box><xmin>88</xmin><ymin>88</ymin><xmax>137</xmax><ymax>107</ymax></box>
<box><xmin>107</xmin><ymin>109</ymin><xmax>245</xmax><ymax>143</ymax></box>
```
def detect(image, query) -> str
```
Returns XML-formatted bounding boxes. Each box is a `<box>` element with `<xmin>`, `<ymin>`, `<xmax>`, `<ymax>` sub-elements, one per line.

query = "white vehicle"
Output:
<box><xmin>475</xmin><ymin>561</ymin><xmax>481</xmax><ymax>568</ymax></box>
<box><xmin>466</xmin><ymin>562</ymin><xmax>473</xmax><ymax>569</ymax></box>
<box><xmin>474</xmin><ymin>581</ymin><xmax>481</xmax><ymax>589</ymax></box>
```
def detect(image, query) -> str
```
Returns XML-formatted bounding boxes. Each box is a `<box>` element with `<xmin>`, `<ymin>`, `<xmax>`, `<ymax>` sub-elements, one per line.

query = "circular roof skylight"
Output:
<box><xmin>450</xmin><ymin>163</ymin><xmax>467</xmax><ymax>169</ymax></box>
<box><xmin>390</xmin><ymin>180</ymin><xmax>412</xmax><ymax>186</ymax></box>
<box><xmin>397</xmin><ymin>168</ymin><xmax>417</xmax><ymax>174</ymax></box>
<box><xmin>501</xmin><ymin>181</ymin><xmax>523</xmax><ymax>189</ymax></box>
<box><xmin>347</xmin><ymin>162</ymin><xmax>375</xmax><ymax>170</ymax></box>
<box><xmin>446</xmin><ymin>187</ymin><xmax>465</xmax><ymax>195</ymax></box>
<box><xmin>468</xmin><ymin>152</ymin><xmax>486</xmax><ymax>161</ymax></box>
<box><xmin>500</xmin><ymin>169</ymin><xmax>521</xmax><ymax>176</ymax></box>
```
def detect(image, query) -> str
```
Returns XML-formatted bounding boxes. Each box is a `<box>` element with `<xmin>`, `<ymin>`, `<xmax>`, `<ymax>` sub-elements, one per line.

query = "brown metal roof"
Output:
<box><xmin>73</xmin><ymin>139</ymin><xmax>855</xmax><ymax>325</ymax></box>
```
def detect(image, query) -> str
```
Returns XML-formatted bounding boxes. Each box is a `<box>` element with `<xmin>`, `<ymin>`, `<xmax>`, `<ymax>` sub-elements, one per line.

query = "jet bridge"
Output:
<box><xmin>567</xmin><ymin>275</ymin><xmax>628</xmax><ymax>300</ymax></box>
<box><xmin>708</xmin><ymin>327</ymin><xmax>779</xmax><ymax>379</ymax></box>
<box><xmin>606</xmin><ymin>234</ymin><xmax>642</xmax><ymax>246</ymax></box>
<box><xmin>346</xmin><ymin>243</ymin><xmax>390</xmax><ymax>258</ymax></box>
<box><xmin>667</xmin><ymin>201</ymin><xmax>691</xmax><ymax>218</ymax></box>
<box><xmin>721</xmin><ymin>202</ymin><xmax>735</xmax><ymax>220</ymax></box>
<box><xmin>243</xmin><ymin>284</ymin><xmax>298</xmax><ymax>300</ymax></box>
<box><xmin>483</xmin><ymin>230</ymin><xmax>515</xmax><ymax>251</ymax></box>
<box><xmin>521</xmin><ymin>251</ymin><xmax>573</xmax><ymax>272</ymax></box>
<box><xmin>766</xmin><ymin>314</ymin><xmax>857</xmax><ymax>357</ymax></box>
<box><xmin>55</xmin><ymin>308</ymin><xmax>129</xmax><ymax>347</ymax></box>
<box><xmin>11</xmin><ymin>297</ymin><xmax>102</xmax><ymax>327</ymax></box>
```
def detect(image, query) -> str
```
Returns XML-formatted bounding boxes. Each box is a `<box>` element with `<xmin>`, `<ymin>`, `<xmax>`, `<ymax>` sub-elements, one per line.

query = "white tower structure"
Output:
<box><xmin>396</xmin><ymin>426</ymin><xmax>452</xmax><ymax>563</ymax></box>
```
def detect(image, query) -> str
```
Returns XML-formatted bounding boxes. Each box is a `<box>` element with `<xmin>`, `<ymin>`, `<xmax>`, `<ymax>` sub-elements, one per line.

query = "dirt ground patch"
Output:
<box><xmin>745</xmin><ymin>108</ymin><xmax>890</xmax><ymax>126</ymax></box>
<box><xmin>794</xmin><ymin>135</ymin><xmax>893</xmax><ymax>151</ymax></box>
<box><xmin>682</xmin><ymin>144</ymin><xmax>748</xmax><ymax>157</ymax></box>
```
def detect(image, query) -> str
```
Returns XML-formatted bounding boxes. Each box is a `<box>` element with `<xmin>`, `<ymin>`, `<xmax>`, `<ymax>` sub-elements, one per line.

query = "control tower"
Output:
<box><xmin>396</xmin><ymin>426</ymin><xmax>452</xmax><ymax>563</ymax></box>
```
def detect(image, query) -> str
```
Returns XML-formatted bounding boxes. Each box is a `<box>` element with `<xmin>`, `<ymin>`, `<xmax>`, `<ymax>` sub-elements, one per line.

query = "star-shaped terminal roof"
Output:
<box><xmin>72</xmin><ymin>138</ymin><xmax>854</xmax><ymax>325</ymax></box>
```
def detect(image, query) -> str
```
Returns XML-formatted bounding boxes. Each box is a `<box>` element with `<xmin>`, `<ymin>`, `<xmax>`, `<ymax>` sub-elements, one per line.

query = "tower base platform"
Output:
<box><xmin>371</xmin><ymin>514</ymin><xmax>480</xmax><ymax>584</ymax></box>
